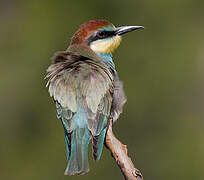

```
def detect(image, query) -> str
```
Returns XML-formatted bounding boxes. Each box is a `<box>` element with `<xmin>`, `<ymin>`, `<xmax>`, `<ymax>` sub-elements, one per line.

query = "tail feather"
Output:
<box><xmin>64</xmin><ymin>127</ymin><xmax>91</xmax><ymax>175</ymax></box>
<box><xmin>92</xmin><ymin>127</ymin><xmax>107</xmax><ymax>161</ymax></box>
<box><xmin>60</xmin><ymin>101</ymin><xmax>108</xmax><ymax>175</ymax></box>
<box><xmin>64</xmin><ymin>131</ymin><xmax>71</xmax><ymax>160</ymax></box>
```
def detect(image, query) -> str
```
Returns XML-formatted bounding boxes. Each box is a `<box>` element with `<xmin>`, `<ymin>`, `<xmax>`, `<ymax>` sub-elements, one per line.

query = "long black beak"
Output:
<box><xmin>115</xmin><ymin>26</ymin><xmax>144</xmax><ymax>36</ymax></box>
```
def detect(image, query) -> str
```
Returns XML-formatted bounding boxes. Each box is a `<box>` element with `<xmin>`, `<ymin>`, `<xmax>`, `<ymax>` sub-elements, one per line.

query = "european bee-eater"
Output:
<box><xmin>46</xmin><ymin>20</ymin><xmax>143</xmax><ymax>175</ymax></box>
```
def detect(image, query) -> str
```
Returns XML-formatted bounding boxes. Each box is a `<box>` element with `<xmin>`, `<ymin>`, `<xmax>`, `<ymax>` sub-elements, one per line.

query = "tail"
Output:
<box><xmin>92</xmin><ymin>127</ymin><xmax>107</xmax><ymax>161</ymax></box>
<box><xmin>63</xmin><ymin>111</ymin><xmax>91</xmax><ymax>175</ymax></box>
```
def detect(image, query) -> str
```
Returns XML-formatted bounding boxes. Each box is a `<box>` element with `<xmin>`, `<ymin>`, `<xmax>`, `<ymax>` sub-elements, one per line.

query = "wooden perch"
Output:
<box><xmin>105</xmin><ymin>119</ymin><xmax>143</xmax><ymax>180</ymax></box>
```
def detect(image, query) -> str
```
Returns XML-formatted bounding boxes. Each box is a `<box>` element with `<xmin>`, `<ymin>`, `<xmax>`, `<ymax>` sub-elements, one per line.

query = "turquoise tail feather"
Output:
<box><xmin>64</xmin><ymin>131</ymin><xmax>71</xmax><ymax>160</ymax></box>
<box><xmin>58</xmin><ymin>100</ymin><xmax>108</xmax><ymax>174</ymax></box>
<box><xmin>64</xmin><ymin>109</ymin><xmax>91</xmax><ymax>175</ymax></box>
<box><xmin>92</xmin><ymin>127</ymin><xmax>107</xmax><ymax>161</ymax></box>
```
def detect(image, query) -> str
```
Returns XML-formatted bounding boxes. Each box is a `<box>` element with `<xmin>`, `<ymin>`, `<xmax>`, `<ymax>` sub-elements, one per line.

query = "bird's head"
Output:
<box><xmin>70</xmin><ymin>20</ymin><xmax>144</xmax><ymax>54</ymax></box>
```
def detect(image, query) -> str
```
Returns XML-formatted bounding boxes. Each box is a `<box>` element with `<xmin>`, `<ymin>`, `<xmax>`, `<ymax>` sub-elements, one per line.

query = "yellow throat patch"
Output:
<box><xmin>90</xmin><ymin>36</ymin><xmax>122</xmax><ymax>54</ymax></box>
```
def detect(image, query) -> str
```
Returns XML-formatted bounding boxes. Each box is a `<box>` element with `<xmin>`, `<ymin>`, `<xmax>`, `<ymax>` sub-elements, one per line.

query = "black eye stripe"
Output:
<box><xmin>99</xmin><ymin>31</ymin><xmax>115</xmax><ymax>37</ymax></box>
<box><xmin>86</xmin><ymin>30</ymin><xmax>115</xmax><ymax>45</ymax></box>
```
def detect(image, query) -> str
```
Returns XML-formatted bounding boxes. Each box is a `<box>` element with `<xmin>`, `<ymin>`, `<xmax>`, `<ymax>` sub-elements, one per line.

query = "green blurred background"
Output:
<box><xmin>1</xmin><ymin>0</ymin><xmax>204</xmax><ymax>179</ymax></box>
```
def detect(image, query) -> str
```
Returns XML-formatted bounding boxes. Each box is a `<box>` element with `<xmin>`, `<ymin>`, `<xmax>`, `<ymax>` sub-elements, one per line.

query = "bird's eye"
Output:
<box><xmin>96</xmin><ymin>31</ymin><xmax>106</xmax><ymax>39</ymax></box>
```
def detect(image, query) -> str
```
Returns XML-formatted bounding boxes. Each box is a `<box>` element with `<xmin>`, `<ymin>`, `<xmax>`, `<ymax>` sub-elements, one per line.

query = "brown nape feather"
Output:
<box><xmin>71</xmin><ymin>20</ymin><xmax>114</xmax><ymax>45</ymax></box>
<box><xmin>52</xmin><ymin>51</ymin><xmax>71</xmax><ymax>63</ymax></box>
<box><xmin>52</xmin><ymin>51</ymin><xmax>88</xmax><ymax>64</ymax></box>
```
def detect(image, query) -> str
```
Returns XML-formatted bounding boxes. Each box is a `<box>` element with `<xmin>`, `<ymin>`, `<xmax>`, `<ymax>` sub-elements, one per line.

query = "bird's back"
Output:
<box><xmin>46</xmin><ymin>50</ymin><xmax>114</xmax><ymax>174</ymax></box>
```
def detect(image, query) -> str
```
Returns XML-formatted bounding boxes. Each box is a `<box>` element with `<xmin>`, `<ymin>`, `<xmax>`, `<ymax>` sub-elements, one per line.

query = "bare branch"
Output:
<box><xmin>105</xmin><ymin>119</ymin><xmax>143</xmax><ymax>180</ymax></box>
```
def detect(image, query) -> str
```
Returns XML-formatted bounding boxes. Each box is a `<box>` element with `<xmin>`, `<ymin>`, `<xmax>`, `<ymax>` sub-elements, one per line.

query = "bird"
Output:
<box><xmin>46</xmin><ymin>20</ymin><xmax>144</xmax><ymax>175</ymax></box>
